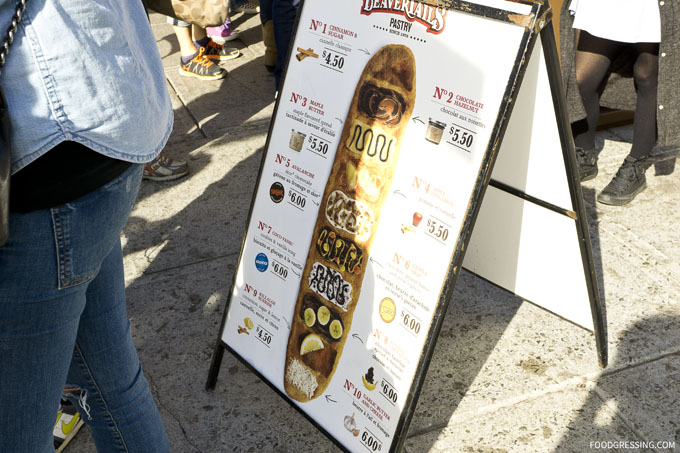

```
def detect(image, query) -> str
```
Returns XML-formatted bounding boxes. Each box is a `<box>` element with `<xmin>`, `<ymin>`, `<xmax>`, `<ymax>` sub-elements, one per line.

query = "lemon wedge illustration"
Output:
<box><xmin>317</xmin><ymin>306</ymin><xmax>331</xmax><ymax>326</ymax></box>
<box><xmin>244</xmin><ymin>318</ymin><xmax>254</xmax><ymax>330</ymax></box>
<box><xmin>300</xmin><ymin>334</ymin><xmax>324</xmax><ymax>355</ymax></box>
<box><xmin>304</xmin><ymin>307</ymin><xmax>316</xmax><ymax>327</ymax></box>
<box><xmin>329</xmin><ymin>319</ymin><xmax>343</xmax><ymax>339</ymax></box>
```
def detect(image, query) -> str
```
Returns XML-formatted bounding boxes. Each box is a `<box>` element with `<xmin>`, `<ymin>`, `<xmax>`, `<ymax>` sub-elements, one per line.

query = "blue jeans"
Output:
<box><xmin>261</xmin><ymin>0</ymin><xmax>299</xmax><ymax>90</ymax></box>
<box><xmin>0</xmin><ymin>164</ymin><xmax>168</xmax><ymax>452</ymax></box>
<box><xmin>259</xmin><ymin>0</ymin><xmax>272</xmax><ymax>23</ymax></box>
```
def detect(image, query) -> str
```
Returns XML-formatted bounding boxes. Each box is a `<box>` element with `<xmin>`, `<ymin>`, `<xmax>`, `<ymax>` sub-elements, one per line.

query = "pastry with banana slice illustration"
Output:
<box><xmin>284</xmin><ymin>44</ymin><xmax>416</xmax><ymax>402</ymax></box>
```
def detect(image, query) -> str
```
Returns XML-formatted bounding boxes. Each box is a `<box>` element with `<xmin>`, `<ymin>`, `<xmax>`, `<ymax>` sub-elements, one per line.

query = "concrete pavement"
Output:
<box><xmin>66</xmin><ymin>11</ymin><xmax>680</xmax><ymax>453</ymax></box>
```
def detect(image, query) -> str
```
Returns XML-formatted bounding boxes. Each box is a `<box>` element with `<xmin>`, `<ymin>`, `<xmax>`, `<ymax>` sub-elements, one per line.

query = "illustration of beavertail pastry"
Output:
<box><xmin>284</xmin><ymin>45</ymin><xmax>416</xmax><ymax>402</ymax></box>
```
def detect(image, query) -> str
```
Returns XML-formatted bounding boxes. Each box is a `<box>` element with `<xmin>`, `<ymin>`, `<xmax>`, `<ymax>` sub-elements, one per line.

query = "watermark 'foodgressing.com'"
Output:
<box><xmin>590</xmin><ymin>440</ymin><xmax>676</xmax><ymax>450</ymax></box>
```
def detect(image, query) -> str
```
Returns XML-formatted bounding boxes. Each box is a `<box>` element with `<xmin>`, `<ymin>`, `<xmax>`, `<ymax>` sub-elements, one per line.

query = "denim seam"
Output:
<box><xmin>73</xmin><ymin>342</ymin><xmax>130</xmax><ymax>452</ymax></box>
<box><xmin>52</xmin><ymin>207</ymin><xmax>96</xmax><ymax>290</ymax></box>
<box><xmin>52</xmin><ymin>207</ymin><xmax>65</xmax><ymax>289</ymax></box>
<box><xmin>22</xmin><ymin>6</ymin><xmax>70</xmax><ymax>135</ymax></box>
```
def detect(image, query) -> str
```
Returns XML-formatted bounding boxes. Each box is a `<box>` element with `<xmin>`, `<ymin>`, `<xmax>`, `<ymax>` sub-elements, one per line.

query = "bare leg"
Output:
<box><xmin>173</xmin><ymin>25</ymin><xmax>197</xmax><ymax>57</ymax></box>
<box><xmin>192</xmin><ymin>24</ymin><xmax>207</xmax><ymax>42</ymax></box>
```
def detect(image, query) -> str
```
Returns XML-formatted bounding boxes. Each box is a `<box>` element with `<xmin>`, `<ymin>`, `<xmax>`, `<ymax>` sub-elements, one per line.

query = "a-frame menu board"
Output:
<box><xmin>207</xmin><ymin>1</ymin><xmax>607</xmax><ymax>451</ymax></box>
<box><xmin>463</xmin><ymin>24</ymin><xmax>607</xmax><ymax>356</ymax></box>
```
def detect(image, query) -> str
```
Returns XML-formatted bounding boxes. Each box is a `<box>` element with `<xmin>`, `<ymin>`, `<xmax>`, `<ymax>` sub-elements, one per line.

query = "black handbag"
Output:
<box><xmin>0</xmin><ymin>0</ymin><xmax>28</xmax><ymax>246</ymax></box>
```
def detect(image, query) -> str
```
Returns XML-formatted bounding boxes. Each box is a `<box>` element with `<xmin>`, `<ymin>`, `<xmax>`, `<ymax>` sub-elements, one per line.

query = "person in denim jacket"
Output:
<box><xmin>0</xmin><ymin>0</ymin><xmax>172</xmax><ymax>451</ymax></box>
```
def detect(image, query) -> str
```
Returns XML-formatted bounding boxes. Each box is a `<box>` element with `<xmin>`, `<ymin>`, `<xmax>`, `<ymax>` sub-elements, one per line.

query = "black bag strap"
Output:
<box><xmin>1</xmin><ymin>0</ymin><xmax>28</xmax><ymax>74</ymax></box>
<box><xmin>1</xmin><ymin>0</ymin><xmax>28</xmax><ymax>246</ymax></box>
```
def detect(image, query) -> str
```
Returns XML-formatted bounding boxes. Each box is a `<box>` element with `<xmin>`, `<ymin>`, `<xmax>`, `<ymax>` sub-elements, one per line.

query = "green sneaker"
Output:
<box><xmin>54</xmin><ymin>399</ymin><xmax>84</xmax><ymax>452</ymax></box>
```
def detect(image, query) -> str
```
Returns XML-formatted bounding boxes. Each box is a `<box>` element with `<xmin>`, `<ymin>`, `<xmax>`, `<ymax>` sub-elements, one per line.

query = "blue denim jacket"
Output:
<box><xmin>0</xmin><ymin>0</ymin><xmax>173</xmax><ymax>174</ymax></box>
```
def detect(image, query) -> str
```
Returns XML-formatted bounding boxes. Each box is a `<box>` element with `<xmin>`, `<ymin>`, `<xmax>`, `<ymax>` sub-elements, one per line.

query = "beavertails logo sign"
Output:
<box><xmin>361</xmin><ymin>0</ymin><xmax>448</xmax><ymax>34</ymax></box>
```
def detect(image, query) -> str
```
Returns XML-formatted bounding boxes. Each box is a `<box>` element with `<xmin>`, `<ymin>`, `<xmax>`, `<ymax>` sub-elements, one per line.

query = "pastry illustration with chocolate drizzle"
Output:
<box><xmin>284</xmin><ymin>44</ymin><xmax>416</xmax><ymax>402</ymax></box>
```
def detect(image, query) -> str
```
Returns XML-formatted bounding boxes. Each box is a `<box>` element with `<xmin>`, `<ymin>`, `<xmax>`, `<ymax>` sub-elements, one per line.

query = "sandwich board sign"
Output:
<box><xmin>207</xmin><ymin>0</ymin><xmax>607</xmax><ymax>451</ymax></box>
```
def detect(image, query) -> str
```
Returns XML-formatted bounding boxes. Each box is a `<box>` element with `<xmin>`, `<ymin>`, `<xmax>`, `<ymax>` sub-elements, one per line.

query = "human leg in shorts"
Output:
<box><xmin>168</xmin><ymin>17</ymin><xmax>238</xmax><ymax>80</ymax></box>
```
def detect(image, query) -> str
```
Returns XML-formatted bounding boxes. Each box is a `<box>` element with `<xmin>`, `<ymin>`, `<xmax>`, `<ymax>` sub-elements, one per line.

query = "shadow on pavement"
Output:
<box><xmin>554</xmin><ymin>314</ymin><xmax>680</xmax><ymax>452</ymax></box>
<box><xmin>404</xmin><ymin>186</ymin><xmax>606</xmax><ymax>450</ymax></box>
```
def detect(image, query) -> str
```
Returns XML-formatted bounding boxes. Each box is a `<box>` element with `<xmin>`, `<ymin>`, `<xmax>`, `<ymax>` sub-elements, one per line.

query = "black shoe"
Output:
<box><xmin>647</xmin><ymin>144</ymin><xmax>680</xmax><ymax>163</ymax></box>
<box><xmin>575</xmin><ymin>146</ymin><xmax>598</xmax><ymax>181</ymax></box>
<box><xmin>597</xmin><ymin>156</ymin><xmax>647</xmax><ymax>206</ymax></box>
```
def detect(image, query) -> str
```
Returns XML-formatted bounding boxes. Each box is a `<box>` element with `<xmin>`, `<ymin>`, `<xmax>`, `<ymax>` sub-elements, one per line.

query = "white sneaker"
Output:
<box><xmin>233</xmin><ymin>1</ymin><xmax>260</xmax><ymax>14</ymax></box>
<box><xmin>143</xmin><ymin>155</ymin><xmax>189</xmax><ymax>181</ymax></box>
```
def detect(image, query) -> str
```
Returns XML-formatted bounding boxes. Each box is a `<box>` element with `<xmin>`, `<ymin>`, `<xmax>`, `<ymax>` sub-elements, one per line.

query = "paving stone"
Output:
<box><xmin>410</xmin><ymin>272</ymin><xmax>601</xmax><ymax>432</ymax></box>
<box><xmin>597</xmin><ymin>354</ymin><xmax>680</xmax><ymax>446</ymax></box>
<box><xmin>122</xmin><ymin>132</ymin><xmax>267</xmax><ymax>282</ymax></box>
<box><xmin>130</xmin><ymin>259</ymin><xmax>341</xmax><ymax>452</ymax></box>
<box><xmin>405</xmin><ymin>385</ymin><xmax>640</xmax><ymax>453</ymax></box>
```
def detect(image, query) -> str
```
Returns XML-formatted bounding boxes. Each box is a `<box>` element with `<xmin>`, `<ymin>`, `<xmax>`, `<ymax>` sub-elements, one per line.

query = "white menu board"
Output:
<box><xmin>219</xmin><ymin>0</ymin><xmax>535</xmax><ymax>450</ymax></box>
